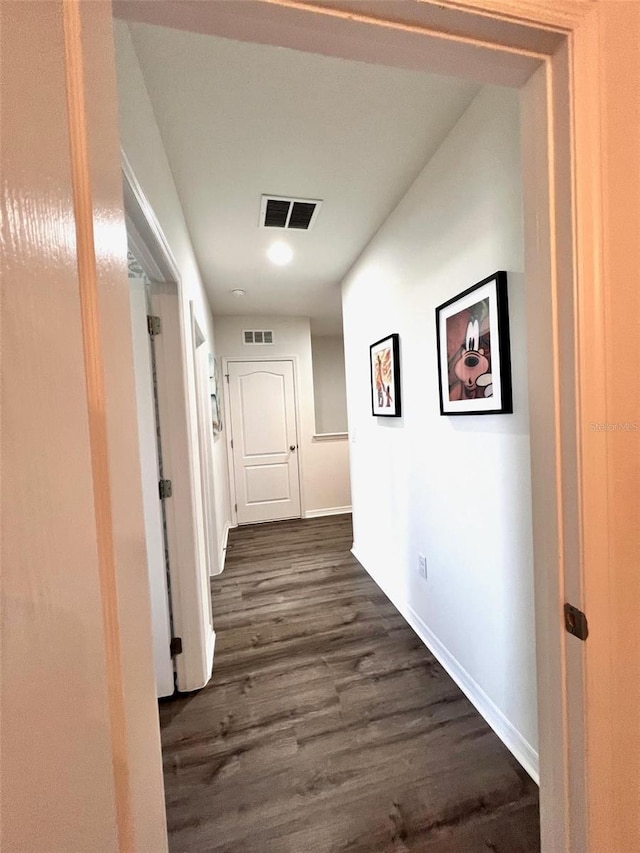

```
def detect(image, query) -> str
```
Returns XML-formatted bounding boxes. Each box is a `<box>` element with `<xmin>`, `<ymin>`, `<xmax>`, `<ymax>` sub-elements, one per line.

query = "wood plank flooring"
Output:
<box><xmin>159</xmin><ymin>515</ymin><xmax>540</xmax><ymax>853</ymax></box>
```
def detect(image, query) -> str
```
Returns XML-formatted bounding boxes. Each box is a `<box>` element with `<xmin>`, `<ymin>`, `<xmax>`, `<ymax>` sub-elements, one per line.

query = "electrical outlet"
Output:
<box><xmin>418</xmin><ymin>553</ymin><xmax>427</xmax><ymax>579</ymax></box>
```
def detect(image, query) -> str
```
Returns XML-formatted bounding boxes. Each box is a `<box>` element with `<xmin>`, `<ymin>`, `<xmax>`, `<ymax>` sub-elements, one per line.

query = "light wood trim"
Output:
<box><xmin>546</xmin><ymin>36</ymin><xmax>590</xmax><ymax>851</ymax></box>
<box><xmin>574</xmin><ymin>4</ymin><xmax>640</xmax><ymax>848</ymax></box>
<box><xmin>426</xmin><ymin>0</ymin><xmax>594</xmax><ymax>31</ymax></box>
<box><xmin>570</xmin><ymin>9</ymin><xmax>612</xmax><ymax>848</ymax></box>
<box><xmin>261</xmin><ymin>0</ymin><xmax>551</xmax><ymax>58</ymax></box>
<box><xmin>521</xmin><ymin>56</ymin><xmax>574</xmax><ymax>851</ymax></box>
<box><xmin>61</xmin><ymin>1</ymin><xmax>133</xmax><ymax>848</ymax></box>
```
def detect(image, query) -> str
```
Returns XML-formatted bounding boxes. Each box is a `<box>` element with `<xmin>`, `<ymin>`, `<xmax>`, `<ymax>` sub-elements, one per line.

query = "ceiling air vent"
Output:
<box><xmin>260</xmin><ymin>195</ymin><xmax>322</xmax><ymax>231</ymax></box>
<box><xmin>243</xmin><ymin>330</ymin><xmax>274</xmax><ymax>345</ymax></box>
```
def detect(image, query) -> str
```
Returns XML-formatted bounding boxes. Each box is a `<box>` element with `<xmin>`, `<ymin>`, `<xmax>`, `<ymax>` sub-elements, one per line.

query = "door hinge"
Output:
<box><xmin>159</xmin><ymin>479</ymin><xmax>172</xmax><ymax>499</ymax></box>
<box><xmin>170</xmin><ymin>636</ymin><xmax>183</xmax><ymax>657</ymax></box>
<box><xmin>230</xmin><ymin>438</ymin><xmax>234</xmax><ymax>449</ymax></box>
<box><xmin>225</xmin><ymin>373</ymin><xmax>229</xmax><ymax>384</ymax></box>
<box><xmin>147</xmin><ymin>315</ymin><xmax>161</xmax><ymax>336</ymax></box>
<box><xmin>564</xmin><ymin>603</ymin><xmax>588</xmax><ymax>641</ymax></box>
<box><xmin>234</xmin><ymin>503</ymin><xmax>237</xmax><ymax>513</ymax></box>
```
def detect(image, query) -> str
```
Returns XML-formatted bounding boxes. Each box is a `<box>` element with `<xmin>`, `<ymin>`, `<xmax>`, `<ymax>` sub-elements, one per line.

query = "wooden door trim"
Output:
<box><xmin>263</xmin><ymin>0</ymin><xmax>551</xmax><ymax>58</ymax></box>
<box><xmin>62</xmin><ymin>1</ymin><xmax>133</xmax><ymax>846</ymax></box>
<box><xmin>421</xmin><ymin>0</ymin><xmax>593</xmax><ymax>30</ymax></box>
<box><xmin>223</xmin><ymin>357</ymin><xmax>304</xmax><ymax>526</ymax></box>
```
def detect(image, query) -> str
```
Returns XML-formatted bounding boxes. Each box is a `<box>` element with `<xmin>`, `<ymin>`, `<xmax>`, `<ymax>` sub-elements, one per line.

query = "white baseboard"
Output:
<box><xmin>351</xmin><ymin>546</ymin><xmax>539</xmax><ymax>783</ymax></box>
<box><xmin>212</xmin><ymin>520</ymin><xmax>232</xmax><ymax>576</ymax></box>
<box><xmin>304</xmin><ymin>505</ymin><xmax>352</xmax><ymax>519</ymax></box>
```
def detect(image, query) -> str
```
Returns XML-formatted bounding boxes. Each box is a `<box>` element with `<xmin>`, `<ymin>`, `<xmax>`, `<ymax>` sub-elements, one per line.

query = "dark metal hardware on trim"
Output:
<box><xmin>564</xmin><ymin>603</ymin><xmax>588</xmax><ymax>641</ymax></box>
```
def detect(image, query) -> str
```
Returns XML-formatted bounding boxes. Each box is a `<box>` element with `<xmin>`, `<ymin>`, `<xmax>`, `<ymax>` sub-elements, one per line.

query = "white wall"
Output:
<box><xmin>215</xmin><ymin>316</ymin><xmax>351</xmax><ymax>516</ymax></box>
<box><xmin>342</xmin><ymin>86</ymin><xmax>538</xmax><ymax>777</ymax></box>
<box><xmin>311</xmin><ymin>335</ymin><xmax>349</xmax><ymax>434</ymax></box>
<box><xmin>114</xmin><ymin>21</ymin><xmax>232</xmax><ymax>568</ymax></box>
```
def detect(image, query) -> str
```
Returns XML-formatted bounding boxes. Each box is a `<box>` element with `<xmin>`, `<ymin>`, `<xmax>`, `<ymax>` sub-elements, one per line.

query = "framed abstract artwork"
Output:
<box><xmin>435</xmin><ymin>271</ymin><xmax>512</xmax><ymax>415</ymax></box>
<box><xmin>370</xmin><ymin>333</ymin><xmax>401</xmax><ymax>417</ymax></box>
<box><xmin>209</xmin><ymin>353</ymin><xmax>223</xmax><ymax>435</ymax></box>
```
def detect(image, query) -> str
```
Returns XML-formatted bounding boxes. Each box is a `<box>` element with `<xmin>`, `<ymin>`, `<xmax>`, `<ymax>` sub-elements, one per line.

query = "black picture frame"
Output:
<box><xmin>435</xmin><ymin>271</ymin><xmax>512</xmax><ymax>416</ymax></box>
<box><xmin>370</xmin><ymin>333</ymin><xmax>401</xmax><ymax>417</ymax></box>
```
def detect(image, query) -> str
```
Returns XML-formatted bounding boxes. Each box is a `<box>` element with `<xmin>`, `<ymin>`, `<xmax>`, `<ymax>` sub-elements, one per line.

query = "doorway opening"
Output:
<box><xmin>113</xmin><ymin>1</ymin><xmax>591</xmax><ymax>848</ymax></box>
<box><xmin>124</xmin><ymin>161</ymin><xmax>216</xmax><ymax>694</ymax></box>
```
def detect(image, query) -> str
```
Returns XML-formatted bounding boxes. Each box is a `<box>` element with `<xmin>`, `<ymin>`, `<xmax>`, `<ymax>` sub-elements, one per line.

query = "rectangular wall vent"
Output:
<box><xmin>243</xmin><ymin>330</ymin><xmax>274</xmax><ymax>345</ymax></box>
<box><xmin>260</xmin><ymin>195</ymin><xmax>322</xmax><ymax>231</ymax></box>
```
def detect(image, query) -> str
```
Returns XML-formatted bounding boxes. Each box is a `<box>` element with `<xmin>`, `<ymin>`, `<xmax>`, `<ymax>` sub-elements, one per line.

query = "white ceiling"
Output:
<box><xmin>126</xmin><ymin>22</ymin><xmax>481</xmax><ymax>334</ymax></box>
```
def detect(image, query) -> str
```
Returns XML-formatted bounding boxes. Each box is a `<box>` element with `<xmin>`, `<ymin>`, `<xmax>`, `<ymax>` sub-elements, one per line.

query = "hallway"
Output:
<box><xmin>159</xmin><ymin>516</ymin><xmax>540</xmax><ymax>852</ymax></box>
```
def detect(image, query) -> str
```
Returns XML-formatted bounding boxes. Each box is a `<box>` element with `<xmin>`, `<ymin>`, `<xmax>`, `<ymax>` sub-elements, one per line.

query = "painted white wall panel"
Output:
<box><xmin>312</xmin><ymin>335</ymin><xmax>348</xmax><ymax>434</ymax></box>
<box><xmin>342</xmin><ymin>86</ymin><xmax>538</xmax><ymax>770</ymax></box>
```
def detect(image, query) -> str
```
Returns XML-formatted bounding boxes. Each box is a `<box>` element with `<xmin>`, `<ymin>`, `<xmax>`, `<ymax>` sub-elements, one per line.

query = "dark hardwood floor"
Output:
<box><xmin>159</xmin><ymin>515</ymin><xmax>540</xmax><ymax>853</ymax></box>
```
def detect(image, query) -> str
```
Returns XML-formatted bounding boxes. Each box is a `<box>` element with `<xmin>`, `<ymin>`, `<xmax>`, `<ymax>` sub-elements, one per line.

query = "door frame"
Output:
<box><xmin>123</xmin><ymin>156</ymin><xmax>215</xmax><ymax>692</ymax></box>
<box><xmin>222</xmin><ymin>356</ymin><xmax>304</xmax><ymax>527</ymax></box>
<box><xmin>21</xmin><ymin>0</ymin><xmax>635</xmax><ymax>849</ymax></box>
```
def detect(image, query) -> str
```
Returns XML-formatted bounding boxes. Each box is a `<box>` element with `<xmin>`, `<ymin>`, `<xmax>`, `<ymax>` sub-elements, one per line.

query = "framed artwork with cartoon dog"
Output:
<box><xmin>370</xmin><ymin>333</ymin><xmax>401</xmax><ymax>417</ymax></box>
<box><xmin>435</xmin><ymin>271</ymin><xmax>512</xmax><ymax>415</ymax></box>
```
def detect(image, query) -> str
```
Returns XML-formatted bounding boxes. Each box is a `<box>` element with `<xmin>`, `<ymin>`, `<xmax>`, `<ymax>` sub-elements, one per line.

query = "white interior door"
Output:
<box><xmin>128</xmin><ymin>273</ymin><xmax>174</xmax><ymax>698</ymax></box>
<box><xmin>228</xmin><ymin>360</ymin><xmax>301</xmax><ymax>524</ymax></box>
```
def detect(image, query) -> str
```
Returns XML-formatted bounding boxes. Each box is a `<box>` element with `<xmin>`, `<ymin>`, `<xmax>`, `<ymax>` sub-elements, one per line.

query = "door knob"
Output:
<box><xmin>289</xmin><ymin>445</ymin><xmax>296</xmax><ymax>452</ymax></box>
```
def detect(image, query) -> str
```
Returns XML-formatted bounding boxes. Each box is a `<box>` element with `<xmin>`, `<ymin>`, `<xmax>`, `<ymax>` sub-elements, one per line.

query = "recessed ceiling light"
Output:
<box><xmin>231</xmin><ymin>288</ymin><xmax>246</xmax><ymax>297</ymax></box>
<box><xmin>267</xmin><ymin>241</ymin><xmax>293</xmax><ymax>266</ymax></box>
